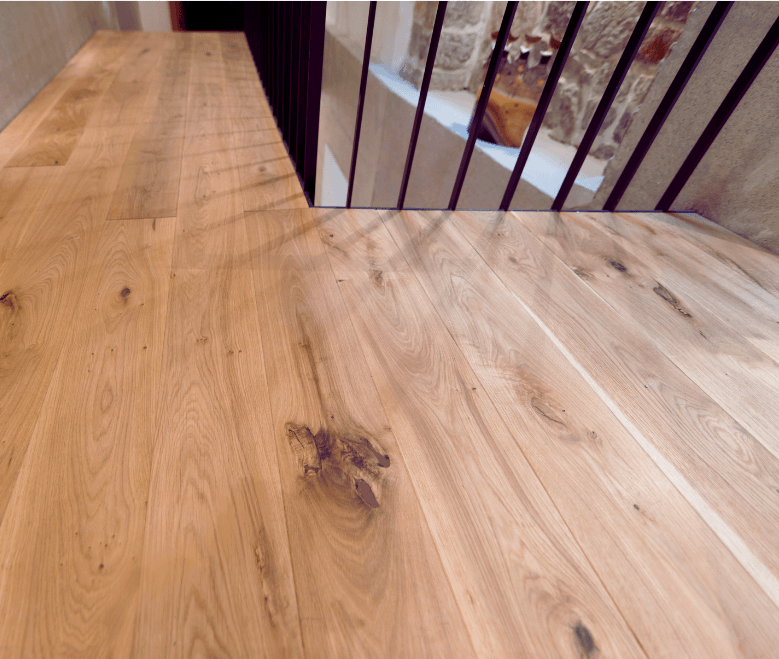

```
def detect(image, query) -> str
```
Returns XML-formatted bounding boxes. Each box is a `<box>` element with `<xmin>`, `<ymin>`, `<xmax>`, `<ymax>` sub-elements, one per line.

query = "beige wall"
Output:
<box><xmin>1</xmin><ymin>1</ymin><xmax>172</xmax><ymax>133</ymax></box>
<box><xmin>0</xmin><ymin>1</ymin><xmax>120</xmax><ymax>130</ymax></box>
<box><xmin>592</xmin><ymin>2</ymin><xmax>779</xmax><ymax>254</ymax></box>
<box><xmin>326</xmin><ymin>1</ymin><xmax>415</xmax><ymax>73</ymax></box>
<box><xmin>137</xmin><ymin>1</ymin><xmax>172</xmax><ymax>32</ymax></box>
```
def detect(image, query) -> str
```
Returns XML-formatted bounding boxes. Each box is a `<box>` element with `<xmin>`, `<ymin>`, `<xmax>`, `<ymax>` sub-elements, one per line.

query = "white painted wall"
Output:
<box><xmin>0</xmin><ymin>1</ymin><xmax>120</xmax><ymax>130</ymax></box>
<box><xmin>137</xmin><ymin>0</ymin><xmax>171</xmax><ymax>31</ymax></box>
<box><xmin>326</xmin><ymin>0</ymin><xmax>414</xmax><ymax>73</ymax></box>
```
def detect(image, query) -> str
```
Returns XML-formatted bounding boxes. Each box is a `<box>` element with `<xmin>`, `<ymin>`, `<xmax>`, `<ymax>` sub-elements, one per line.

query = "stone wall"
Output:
<box><xmin>400</xmin><ymin>1</ymin><xmax>494</xmax><ymax>91</ymax></box>
<box><xmin>401</xmin><ymin>1</ymin><xmax>698</xmax><ymax>158</ymax></box>
<box><xmin>483</xmin><ymin>1</ymin><xmax>697</xmax><ymax>158</ymax></box>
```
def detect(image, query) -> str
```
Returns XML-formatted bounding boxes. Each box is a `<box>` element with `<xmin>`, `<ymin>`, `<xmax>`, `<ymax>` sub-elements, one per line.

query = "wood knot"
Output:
<box><xmin>605</xmin><ymin>256</ymin><xmax>627</xmax><ymax>273</ymax></box>
<box><xmin>573</xmin><ymin>267</ymin><xmax>591</xmax><ymax>280</ymax></box>
<box><xmin>369</xmin><ymin>269</ymin><xmax>383</xmax><ymax>286</ymax></box>
<box><xmin>120</xmin><ymin>287</ymin><xmax>131</xmax><ymax>298</ymax></box>
<box><xmin>572</xmin><ymin>622</ymin><xmax>598</xmax><ymax>658</ymax></box>
<box><xmin>0</xmin><ymin>290</ymin><xmax>17</xmax><ymax>312</ymax></box>
<box><xmin>653</xmin><ymin>283</ymin><xmax>692</xmax><ymax>318</ymax></box>
<box><xmin>285</xmin><ymin>423</ymin><xmax>390</xmax><ymax>508</ymax></box>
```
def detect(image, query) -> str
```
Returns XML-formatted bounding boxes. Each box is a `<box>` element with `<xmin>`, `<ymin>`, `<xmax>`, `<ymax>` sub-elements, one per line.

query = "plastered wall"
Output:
<box><xmin>0</xmin><ymin>2</ymin><xmax>120</xmax><ymax>131</ymax></box>
<box><xmin>592</xmin><ymin>2</ymin><xmax>779</xmax><ymax>254</ymax></box>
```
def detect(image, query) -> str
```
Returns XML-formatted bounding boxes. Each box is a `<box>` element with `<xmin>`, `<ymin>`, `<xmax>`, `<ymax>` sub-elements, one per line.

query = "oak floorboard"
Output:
<box><xmin>171</xmin><ymin>115</ymin><xmax>243</xmax><ymax>269</ymax></box>
<box><xmin>369</xmin><ymin>207</ymin><xmax>779</xmax><ymax>659</ymax></box>
<box><xmin>169</xmin><ymin>37</ymin><xmax>248</xmax><ymax>269</ymax></box>
<box><xmin>233</xmin><ymin>125</ymin><xmax>308</xmax><ymax>211</ymax></box>
<box><xmin>0</xmin><ymin>63</ymin><xmax>153</xmax><ymax>526</ymax></box>
<box><xmin>450</xmin><ymin>209</ymin><xmax>779</xmax><ymax>599</ymax></box>
<box><xmin>106</xmin><ymin>34</ymin><xmax>192</xmax><ymax>221</ymax></box>
<box><xmin>134</xmin><ymin>219</ymin><xmax>304</xmax><ymax>658</ymax></box>
<box><xmin>5</xmin><ymin>34</ymin><xmax>136</xmax><ymax>168</ymax></box>
<box><xmin>582</xmin><ymin>211</ymin><xmax>779</xmax><ymax>364</ymax></box>
<box><xmin>245</xmin><ymin>209</ymin><xmax>475</xmax><ymax>659</ymax></box>
<box><xmin>314</xmin><ymin>208</ymin><xmax>647</xmax><ymax>659</ymax></box>
<box><xmin>217</xmin><ymin>34</ymin><xmax>305</xmax><ymax>211</ymax></box>
<box><xmin>220</xmin><ymin>34</ymin><xmax>276</xmax><ymax>120</ymax></box>
<box><xmin>85</xmin><ymin>32</ymin><xmax>166</xmax><ymax>131</ymax></box>
<box><xmin>516</xmin><ymin>211</ymin><xmax>779</xmax><ymax>461</ymax></box>
<box><xmin>656</xmin><ymin>211</ymin><xmax>779</xmax><ymax>298</ymax></box>
<box><xmin>0</xmin><ymin>167</ymin><xmax>67</xmax><ymax>266</ymax></box>
<box><xmin>0</xmin><ymin>218</ymin><xmax>175</xmax><ymax>657</ymax></box>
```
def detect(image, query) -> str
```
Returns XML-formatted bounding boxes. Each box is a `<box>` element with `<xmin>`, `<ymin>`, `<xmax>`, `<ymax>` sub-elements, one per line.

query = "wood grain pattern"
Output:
<box><xmin>2</xmin><ymin>30</ymin><xmax>779</xmax><ymax>658</ymax></box>
<box><xmin>313</xmin><ymin>208</ymin><xmax>646</xmax><ymax>659</ymax></box>
<box><xmin>656</xmin><ymin>211</ymin><xmax>779</xmax><ymax>298</ymax></box>
<box><xmin>5</xmin><ymin>34</ymin><xmax>136</xmax><ymax>167</ymax></box>
<box><xmin>218</xmin><ymin>34</ymin><xmax>306</xmax><ymax>211</ymax></box>
<box><xmin>246</xmin><ymin>209</ymin><xmax>475</xmax><ymax>659</ymax></box>
<box><xmin>451</xmin><ymin>209</ymin><xmax>779</xmax><ymax>594</ymax></box>
<box><xmin>584</xmin><ymin>211</ymin><xmax>779</xmax><ymax>364</ymax></box>
<box><xmin>219</xmin><ymin>33</ymin><xmax>273</xmax><ymax>117</ymax></box>
<box><xmin>135</xmin><ymin>219</ymin><xmax>303</xmax><ymax>657</ymax></box>
<box><xmin>517</xmin><ymin>211</ymin><xmax>779</xmax><ymax>461</ymax></box>
<box><xmin>0</xmin><ymin>218</ymin><xmax>174</xmax><ymax>657</ymax></box>
<box><xmin>0</xmin><ymin>60</ymin><xmax>153</xmax><ymax>526</ymax></box>
<box><xmin>172</xmin><ymin>111</ymin><xmax>243</xmax><ymax>268</ymax></box>
<box><xmin>233</xmin><ymin>125</ymin><xmax>308</xmax><ymax>211</ymax></box>
<box><xmin>0</xmin><ymin>167</ymin><xmax>66</xmax><ymax>266</ymax></box>
<box><xmin>169</xmin><ymin>36</ymin><xmax>246</xmax><ymax>269</ymax></box>
<box><xmin>106</xmin><ymin>35</ymin><xmax>192</xmax><ymax>220</ymax></box>
<box><xmin>370</xmin><ymin>207</ymin><xmax>779</xmax><ymax>658</ymax></box>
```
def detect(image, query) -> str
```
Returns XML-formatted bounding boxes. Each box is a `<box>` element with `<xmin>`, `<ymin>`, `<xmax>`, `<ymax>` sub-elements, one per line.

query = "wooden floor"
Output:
<box><xmin>1</xmin><ymin>31</ymin><xmax>779</xmax><ymax>658</ymax></box>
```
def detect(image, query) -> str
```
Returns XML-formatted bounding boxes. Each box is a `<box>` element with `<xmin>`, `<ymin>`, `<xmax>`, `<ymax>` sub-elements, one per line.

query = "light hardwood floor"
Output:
<box><xmin>1</xmin><ymin>31</ymin><xmax>778</xmax><ymax>658</ymax></box>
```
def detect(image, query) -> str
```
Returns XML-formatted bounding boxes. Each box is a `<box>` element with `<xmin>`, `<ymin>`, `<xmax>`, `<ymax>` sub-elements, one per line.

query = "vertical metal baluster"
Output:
<box><xmin>500</xmin><ymin>1</ymin><xmax>588</xmax><ymax>211</ymax></box>
<box><xmin>289</xmin><ymin>2</ymin><xmax>302</xmax><ymax>163</ymax></box>
<box><xmin>297</xmin><ymin>3</ymin><xmax>311</xmax><ymax>176</ymax></box>
<box><xmin>397</xmin><ymin>1</ymin><xmax>448</xmax><ymax>210</ymax></box>
<box><xmin>281</xmin><ymin>3</ymin><xmax>291</xmax><ymax>141</ymax></box>
<box><xmin>346</xmin><ymin>1</ymin><xmax>377</xmax><ymax>208</ymax></box>
<box><xmin>448</xmin><ymin>1</ymin><xmax>518</xmax><ymax>211</ymax></box>
<box><xmin>303</xmin><ymin>2</ymin><xmax>327</xmax><ymax>205</ymax></box>
<box><xmin>552</xmin><ymin>1</ymin><xmax>659</xmax><ymax>211</ymax></box>
<box><xmin>656</xmin><ymin>9</ymin><xmax>779</xmax><ymax>210</ymax></box>
<box><xmin>605</xmin><ymin>2</ymin><xmax>732</xmax><ymax>211</ymax></box>
<box><xmin>272</xmin><ymin>3</ymin><xmax>280</xmax><ymax>117</ymax></box>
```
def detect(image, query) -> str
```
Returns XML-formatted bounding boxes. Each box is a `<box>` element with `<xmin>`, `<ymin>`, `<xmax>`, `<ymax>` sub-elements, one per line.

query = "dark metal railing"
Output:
<box><xmin>604</xmin><ymin>1</ymin><xmax>733</xmax><ymax>211</ymax></box>
<box><xmin>552</xmin><ymin>1</ymin><xmax>659</xmax><ymax>210</ymax></box>
<box><xmin>397</xmin><ymin>1</ymin><xmax>448</xmax><ymax>210</ymax></box>
<box><xmin>346</xmin><ymin>0</ymin><xmax>377</xmax><ymax>208</ymax></box>
<box><xmin>247</xmin><ymin>1</ymin><xmax>779</xmax><ymax>213</ymax></box>
<box><xmin>244</xmin><ymin>1</ymin><xmax>326</xmax><ymax>204</ymax></box>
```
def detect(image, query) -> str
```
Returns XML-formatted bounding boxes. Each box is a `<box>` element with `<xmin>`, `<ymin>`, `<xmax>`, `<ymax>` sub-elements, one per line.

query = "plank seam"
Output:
<box><xmin>395</xmin><ymin>209</ymin><xmax>659</xmax><ymax>657</ymax></box>
<box><xmin>505</xmin><ymin>275</ymin><xmax>779</xmax><ymax>610</ymax></box>
<box><xmin>316</xmin><ymin>208</ymin><xmax>482</xmax><ymax>659</ymax></box>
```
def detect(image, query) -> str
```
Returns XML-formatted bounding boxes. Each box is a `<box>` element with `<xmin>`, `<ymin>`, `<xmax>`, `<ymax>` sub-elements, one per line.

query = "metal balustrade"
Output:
<box><xmin>245</xmin><ymin>1</ymin><xmax>779</xmax><ymax>212</ymax></box>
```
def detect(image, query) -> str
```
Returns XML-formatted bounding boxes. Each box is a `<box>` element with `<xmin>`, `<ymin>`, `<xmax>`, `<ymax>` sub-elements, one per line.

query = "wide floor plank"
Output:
<box><xmin>135</xmin><ymin>219</ymin><xmax>303</xmax><ymax>657</ymax></box>
<box><xmin>246</xmin><ymin>209</ymin><xmax>475</xmax><ymax>659</ymax></box>
<box><xmin>451</xmin><ymin>209</ymin><xmax>779</xmax><ymax>598</ymax></box>
<box><xmin>106</xmin><ymin>35</ymin><xmax>192</xmax><ymax>220</ymax></box>
<box><xmin>5</xmin><ymin>34</ymin><xmax>136</xmax><ymax>167</ymax></box>
<box><xmin>315</xmin><ymin>208</ymin><xmax>648</xmax><ymax>659</ymax></box>
<box><xmin>0</xmin><ymin>67</ymin><xmax>150</xmax><ymax>524</ymax></box>
<box><xmin>0</xmin><ymin>167</ymin><xmax>66</xmax><ymax>266</ymax></box>
<box><xmin>372</xmin><ymin>208</ymin><xmax>779</xmax><ymax>658</ymax></box>
<box><xmin>515</xmin><ymin>211</ymin><xmax>779</xmax><ymax>461</ymax></box>
<box><xmin>0</xmin><ymin>218</ymin><xmax>174</xmax><ymax>657</ymax></box>
<box><xmin>2</xmin><ymin>30</ymin><xmax>778</xmax><ymax>658</ymax></box>
<box><xmin>583</xmin><ymin>211</ymin><xmax>779</xmax><ymax>364</ymax></box>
